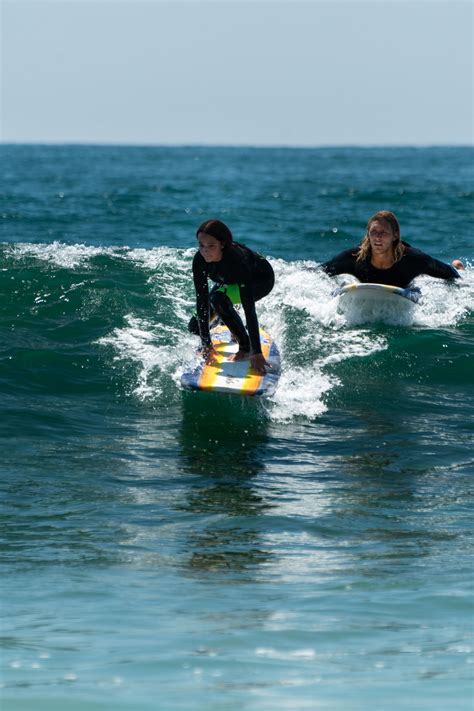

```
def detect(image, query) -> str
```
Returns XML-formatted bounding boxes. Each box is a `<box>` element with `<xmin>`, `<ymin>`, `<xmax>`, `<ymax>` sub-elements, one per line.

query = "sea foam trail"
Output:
<box><xmin>92</xmin><ymin>249</ymin><xmax>390</xmax><ymax>420</ymax></box>
<box><xmin>99</xmin><ymin>251</ymin><xmax>395</xmax><ymax>419</ymax></box>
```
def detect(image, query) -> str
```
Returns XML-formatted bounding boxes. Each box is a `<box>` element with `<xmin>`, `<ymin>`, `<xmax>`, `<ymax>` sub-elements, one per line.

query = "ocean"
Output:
<box><xmin>1</xmin><ymin>144</ymin><xmax>473</xmax><ymax>710</ymax></box>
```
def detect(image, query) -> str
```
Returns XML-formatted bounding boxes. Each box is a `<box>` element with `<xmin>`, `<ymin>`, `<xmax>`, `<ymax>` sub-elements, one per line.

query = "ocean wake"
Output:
<box><xmin>3</xmin><ymin>241</ymin><xmax>472</xmax><ymax>422</ymax></box>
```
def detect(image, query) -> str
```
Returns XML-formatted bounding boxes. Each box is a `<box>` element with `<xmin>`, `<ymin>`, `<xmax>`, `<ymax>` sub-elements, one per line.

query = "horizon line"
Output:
<box><xmin>1</xmin><ymin>140</ymin><xmax>473</xmax><ymax>150</ymax></box>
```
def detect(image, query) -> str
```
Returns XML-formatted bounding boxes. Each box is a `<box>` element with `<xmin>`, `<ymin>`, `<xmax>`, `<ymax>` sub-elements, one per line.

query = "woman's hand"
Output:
<box><xmin>452</xmin><ymin>259</ymin><xmax>465</xmax><ymax>270</ymax></box>
<box><xmin>250</xmin><ymin>353</ymin><xmax>268</xmax><ymax>375</ymax></box>
<box><xmin>197</xmin><ymin>345</ymin><xmax>217</xmax><ymax>363</ymax></box>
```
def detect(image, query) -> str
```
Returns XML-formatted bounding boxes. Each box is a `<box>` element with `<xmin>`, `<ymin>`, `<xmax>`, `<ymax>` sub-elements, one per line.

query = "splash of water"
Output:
<box><xmin>7</xmin><ymin>242</ymin><xmax>471</xmax><ymax>420</ymax></box>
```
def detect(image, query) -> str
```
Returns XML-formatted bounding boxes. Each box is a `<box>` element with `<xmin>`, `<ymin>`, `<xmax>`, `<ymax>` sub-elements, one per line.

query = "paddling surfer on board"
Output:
<box><xmin>188</xmin><ymin>219</ymin><xmax>274</xmax><ymax>375</ymax></box>
<box><xmin>320</xmin><ymin>211</ymin><xmax>464</xmax><ymax>288</ymax></box>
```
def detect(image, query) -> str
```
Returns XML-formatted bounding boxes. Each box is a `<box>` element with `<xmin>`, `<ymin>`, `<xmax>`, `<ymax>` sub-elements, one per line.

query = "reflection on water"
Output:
<box><xmin>179</xmin><ymin>390</ymin><xmax>269</xmax><ymax>478</ymax></box>
<box><xmin>178</xmin><ymin>391</ymin><xmax>275</xmax><ymax>574</ymax></box>
<box><xmin>2</xmin><ymin>390</ymin><xmax>472</xmax><ymax>709</ymax></box>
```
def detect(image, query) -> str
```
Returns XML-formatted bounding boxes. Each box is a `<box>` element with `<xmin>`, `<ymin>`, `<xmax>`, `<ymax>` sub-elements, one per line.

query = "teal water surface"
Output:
<box><xmin>1</xmin><ymin>145</ymin><xmax>473</xmax><ymax>710</ymax></box>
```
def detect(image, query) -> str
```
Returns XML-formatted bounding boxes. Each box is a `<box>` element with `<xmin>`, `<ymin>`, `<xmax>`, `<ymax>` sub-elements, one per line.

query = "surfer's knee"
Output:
<box><xmin>209</xmin><ymin>289</ymin><xmax>232</xmax><ymax>313</ymax></box>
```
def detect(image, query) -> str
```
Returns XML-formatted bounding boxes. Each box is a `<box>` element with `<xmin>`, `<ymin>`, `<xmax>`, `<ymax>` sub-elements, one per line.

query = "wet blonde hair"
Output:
<box><xmin>356</xmin><ymin>210</ymin><xmax>405</xmax><ymax>264</ymax></box>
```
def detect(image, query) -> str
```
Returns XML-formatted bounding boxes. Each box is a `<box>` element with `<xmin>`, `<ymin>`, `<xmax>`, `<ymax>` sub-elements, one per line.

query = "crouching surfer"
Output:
<box><xmin>188</xmin><ymin>219</ymin><xmax>274</xmax><ymax>375</ymax></box>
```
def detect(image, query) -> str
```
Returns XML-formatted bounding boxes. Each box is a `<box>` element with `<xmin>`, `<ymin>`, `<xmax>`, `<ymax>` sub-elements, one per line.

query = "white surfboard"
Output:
<box><xmin>334</xmin><ymin>282</ymin><xmax>421</xmax><ymax>303</ymax></box>
<box><xmin>333</xmin><ymin>282</ymin><xmax>421</xmax><ymax>322</ymax></box>
<box><xmin>181</xmin><ymin>325</ymin><xmax>281</xmax><ymax>397</ymax></box>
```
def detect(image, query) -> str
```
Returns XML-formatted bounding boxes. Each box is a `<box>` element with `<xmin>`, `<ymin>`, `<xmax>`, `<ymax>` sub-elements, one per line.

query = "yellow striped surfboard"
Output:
<box><xmin>181</xmin><ymin>325</ymin><xmax>280</xmax><ymax>397</ymax></box>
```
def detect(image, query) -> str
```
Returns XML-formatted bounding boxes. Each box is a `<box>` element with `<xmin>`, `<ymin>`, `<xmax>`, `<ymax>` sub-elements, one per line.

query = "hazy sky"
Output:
<box><xmin>1</xmin><ymin>0</ymin><xmax>472</xmax><ymax>146</ymax></box>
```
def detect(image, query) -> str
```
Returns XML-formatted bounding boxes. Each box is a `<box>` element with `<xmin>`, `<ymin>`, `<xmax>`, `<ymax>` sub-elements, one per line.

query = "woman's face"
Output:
<box><xmin>367</xmin><ymin>219</ymin><xmax>398</xmax><ymax>255</ymax></box>
<box><xmin>197</xmin><ymin>232</ymin><xmax>224</xmax><ymax>262</ymax></box>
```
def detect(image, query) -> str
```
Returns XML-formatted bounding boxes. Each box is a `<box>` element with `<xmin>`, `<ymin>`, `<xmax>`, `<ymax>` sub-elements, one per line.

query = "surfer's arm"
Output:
<box><xmin>320</xmin><ymin>248</ymin><xmax>359</xmax><ymax>277</ymax></box>
<box><xmin>320</xmin><ymin>259</ymin><xmax>341</xmax><ymax>276</ymax></box>
<box><xmin>422</xmin><ymin>254</ymin><xmax>461</xmax><ymax>281</ymax></box>
<box><xmin>192</xmin><ymin>256</ymin><xmax>212</xmax><ymax>347</ymax></box>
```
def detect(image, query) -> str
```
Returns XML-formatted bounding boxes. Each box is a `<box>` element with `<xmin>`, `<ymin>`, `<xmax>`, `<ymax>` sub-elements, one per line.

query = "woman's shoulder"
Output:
<box><xmin>344</xmin><ymin>245</ymin><xmax>361</xmax><ymax>256</ymax></box>
<box><xmin>229</xmin><ymin>241</ymin><xmax>249</xmax><ymax>256</ymax></box>
<box><xmin>402</xmin><ymin>242</ymin><xmax>429</xmax><ymax>260</ymax></box>
<box><xmin>226</xmin><ymin>242</ymin><xmax>254</xmax><ymax>264</ymax></box>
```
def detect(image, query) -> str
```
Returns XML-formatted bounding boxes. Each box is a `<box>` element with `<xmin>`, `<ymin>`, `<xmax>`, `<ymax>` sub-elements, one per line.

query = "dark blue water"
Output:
<box><xmin>1</xmin><ymin>145</ymin><xmax>473</xmax><ymax>710</ymax></box>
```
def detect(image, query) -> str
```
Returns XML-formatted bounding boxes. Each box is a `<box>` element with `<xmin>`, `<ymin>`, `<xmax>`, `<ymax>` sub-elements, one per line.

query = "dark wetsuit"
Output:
<box><xmin>191</xmin><ymin>242</ymin><xmax>274</xmax><ymax>353</ymax></box>
<box><xmin>321</xmin><ymin>242</ymin><xmax>460</xmax><ymax>288</ymax></box>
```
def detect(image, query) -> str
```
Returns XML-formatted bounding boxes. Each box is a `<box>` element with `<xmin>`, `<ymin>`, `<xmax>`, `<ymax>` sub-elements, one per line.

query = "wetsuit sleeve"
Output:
<box><xmin>320</xmin><ymin>248</ymin><xmax>358</xmax><ymax>276</ymax></box>
<box><xmin>418</xmin><ymin>253</ymin><xmax>460</xmax><ymax>281</ymax></box>
<box><xmin>192</xmin><ymin>253</ymin><xmax>212</xmax><ymax>348</ymax></box>
<box><xmin>239</xmin><ymin>281</ymin><xmax>262</xmax><ymax>354</ymax></box>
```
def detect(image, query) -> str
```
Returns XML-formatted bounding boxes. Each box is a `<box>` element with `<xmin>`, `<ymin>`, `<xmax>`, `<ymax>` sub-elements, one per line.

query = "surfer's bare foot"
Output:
<box><xmin>228</xmin><ymin>349</ymin><xmax>250</xmax><ymax>362</ymax></box>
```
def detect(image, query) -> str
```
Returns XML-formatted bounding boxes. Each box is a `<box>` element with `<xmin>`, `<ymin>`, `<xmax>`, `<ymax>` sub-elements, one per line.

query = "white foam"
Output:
<box><xmin>125</xmin><ymin>246</ymin><xmax>193</xmax><ymax>273</ymax></box>
<box><xmin>7</xmin><ymin>241</ymin><xmax>114</xmax><ymax>269</ymax></box>
<box><xmin>320</xmin><ymin>330</ymin><xmax>388</xmax><ymax>366</ymax></box>
<box><xmin>258</xmin><ymin>259</ymin><xmax>388</xmax><ymax>421</ymax></box>
<box><xmin>98</xmin><ymin>314</ymin><xmax>195</xmax><ymax>400</ymax></box>
<box><xmin>92</xmin><ymin>250</ymin><xmax>472</xmax><ymax>417</ymax></box>
<box><xmin>411</xmin><ymin>270</ymin><xmax>474</xmax><ymax>328</ymax></box>
<box><xmin>6</xmin><ymin>242</ymin><xmax>198</xmax><ymax>274</ymax></box>
<box><xmin>267</xmin><ymin>366</ymin><xmax>334</xmax><ymax>422</ymax></box>
<box><xmin>263</xmin><ymin>260</ymin><xmax>473</xmax><ymax>420</ymax></box>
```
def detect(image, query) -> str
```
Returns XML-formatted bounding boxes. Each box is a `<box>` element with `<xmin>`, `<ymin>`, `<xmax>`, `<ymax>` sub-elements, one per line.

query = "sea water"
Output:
<box><xmin>1</xmin><ymin>145</ymin><xmax>473</xmax><ymax>710</ymax></box>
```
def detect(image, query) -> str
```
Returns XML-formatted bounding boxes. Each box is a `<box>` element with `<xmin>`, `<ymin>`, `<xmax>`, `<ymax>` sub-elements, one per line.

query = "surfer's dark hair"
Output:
<box><xmin>356</xmin><ymin>210</ymin><xmax>405</xmax><ymax>264</ymax></box>
<box><xmin>196</xmin><ymin>219</ymin><xmax>233</xmax><ymax>249</ymax></box>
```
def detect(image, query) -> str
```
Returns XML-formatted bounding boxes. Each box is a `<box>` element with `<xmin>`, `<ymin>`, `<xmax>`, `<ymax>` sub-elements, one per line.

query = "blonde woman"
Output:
<box><xmin>321</xmin><ymin>210</ymin><xmax>464</xmax><ymax>288</ymax></box>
